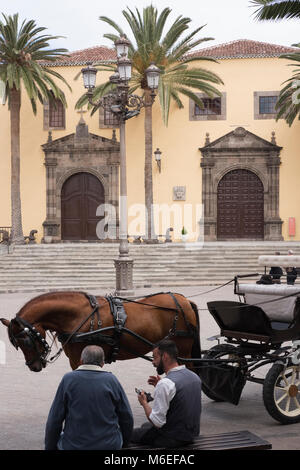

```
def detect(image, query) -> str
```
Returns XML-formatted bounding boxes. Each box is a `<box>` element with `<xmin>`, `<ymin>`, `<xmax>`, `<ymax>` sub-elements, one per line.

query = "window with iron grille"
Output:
<box><xmin>189</xmin><ymin>93</ymin><xmax>226</xmax><ymax>121</ymax></box>
<box><xmin>103</xmin><ymin>107</ymin><xmax>120</xmax><ymax>126</ymax></box>
<box><xmin>49</xmin><ymin>98</ymin><xmax>65</xmax><ymax>128</ymax></box>
<box><xmin>99</xmin><ymin>95</ymin><xmax>120</xmax><ymax>128</ymax></box>
<box><xmin>195</xmin><ymin>97</ymin><xmax>222</xmax><ymax>115</ymax></box>
<box><xmin>259</xmin><ymin>96</ymin><xmax>277</xmax><ymax>114</ymax></box>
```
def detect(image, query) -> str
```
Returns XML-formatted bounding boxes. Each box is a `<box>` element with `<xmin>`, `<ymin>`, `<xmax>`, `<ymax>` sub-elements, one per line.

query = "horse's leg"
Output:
<box><xmin>63</xmin><ymin>344</ymin><xmax>83</xmax><ymax>370</ymax></box>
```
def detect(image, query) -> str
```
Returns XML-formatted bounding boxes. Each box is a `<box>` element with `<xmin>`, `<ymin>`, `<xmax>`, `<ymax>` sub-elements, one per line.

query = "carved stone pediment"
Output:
<box><xmin>200</xmin><ymin>127</ymin><xmax>282</xmax><ymax>154</ymax></box>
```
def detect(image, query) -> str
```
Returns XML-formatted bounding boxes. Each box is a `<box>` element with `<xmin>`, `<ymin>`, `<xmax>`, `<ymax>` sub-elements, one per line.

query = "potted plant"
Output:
<box><xmin>181</xmin><ymin>226</ymin><xmax>189</xmax><ymax>242</ymax></box>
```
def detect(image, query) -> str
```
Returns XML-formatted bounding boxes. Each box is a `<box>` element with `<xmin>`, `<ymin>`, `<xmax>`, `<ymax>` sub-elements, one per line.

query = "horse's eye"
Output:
<box><xmin>19</xmin><ymin>337</ymin><xmax>32</xmax><ymax>348</ymax></box>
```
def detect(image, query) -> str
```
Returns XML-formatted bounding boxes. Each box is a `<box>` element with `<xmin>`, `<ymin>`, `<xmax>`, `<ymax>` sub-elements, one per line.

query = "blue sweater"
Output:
<box><xmin>45</xmin><ymin>367</ymin><xmax>133</xmax><ymax>450</ymax></box>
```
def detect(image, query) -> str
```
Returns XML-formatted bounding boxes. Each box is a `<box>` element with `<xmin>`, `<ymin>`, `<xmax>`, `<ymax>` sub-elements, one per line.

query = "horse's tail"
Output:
<box><xmin>189</xmin><ymin>301</ymin><xmax>201</xmax><ymax>373</ymax></box>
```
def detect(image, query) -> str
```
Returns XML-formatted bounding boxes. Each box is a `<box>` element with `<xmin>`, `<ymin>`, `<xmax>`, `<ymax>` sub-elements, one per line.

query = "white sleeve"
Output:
<box><xmin>149</xmin><ymin>378</ymin><xmax>176</xmax><ymax>428</ymax></box>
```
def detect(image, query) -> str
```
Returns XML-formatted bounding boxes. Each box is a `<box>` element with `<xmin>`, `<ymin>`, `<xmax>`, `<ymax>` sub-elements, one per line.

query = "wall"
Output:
<box><xmin>0</xmin><ymin>55</ymin><xmax>299</xmax><ymax>241</ymax></box>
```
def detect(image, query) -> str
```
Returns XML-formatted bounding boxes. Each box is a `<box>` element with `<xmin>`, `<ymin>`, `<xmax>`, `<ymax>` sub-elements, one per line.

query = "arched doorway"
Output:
<box><xmin>217</xmin><ymin>169</ymin><xmax>264</xmax><ymax>239</ymax></box>
<box><xmin>61</xmin><ymin>172</ymin><xmax>105</xmax><ymax>240</ymax></box>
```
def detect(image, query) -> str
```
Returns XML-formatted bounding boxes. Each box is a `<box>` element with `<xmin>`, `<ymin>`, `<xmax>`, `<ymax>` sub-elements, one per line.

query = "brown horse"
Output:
<box><xmin>0</xmin><ymin>291</ymin><xmax>200</xmax><ymax>373</ymax></box>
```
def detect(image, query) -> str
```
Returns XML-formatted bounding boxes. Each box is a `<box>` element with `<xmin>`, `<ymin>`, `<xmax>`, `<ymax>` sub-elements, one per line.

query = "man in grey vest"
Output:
<box><xmin>131</xmin><ymin>339</ymin><xmax>201</xmax><ymax>448</ymax></box>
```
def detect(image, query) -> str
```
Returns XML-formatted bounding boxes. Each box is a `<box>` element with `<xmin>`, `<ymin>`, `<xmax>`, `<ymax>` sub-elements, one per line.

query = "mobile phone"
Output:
<box><xmin>135</xmin><ymin>388</ymin><xmax>141</xmax><ymax>395</ymax></box>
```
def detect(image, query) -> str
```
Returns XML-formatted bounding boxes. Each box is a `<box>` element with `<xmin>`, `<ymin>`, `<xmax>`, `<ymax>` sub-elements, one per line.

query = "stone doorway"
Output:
<box><xmin>42</xmin><ymin>117</ymin><xmax>120</xmax><ymax>243</ymax></box>
<box><xmin>61</xmin><ymin>172</ymin><xmax>105</xmax><ymax>240</ymax></box>
<box><xmin>200</xmin><ymin>127</ymin><xmax>283</xmax><ymax>241</ymax></box>
<box><xmin>217</xmin><ymin>169</ymin><xmax>264</xmax><ymax>239</ymax></box>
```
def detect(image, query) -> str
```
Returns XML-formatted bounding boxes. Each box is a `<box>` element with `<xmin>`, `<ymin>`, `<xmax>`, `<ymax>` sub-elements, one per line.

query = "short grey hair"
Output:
<box><xmin>80</xmin><ymin>345</ymin><xmax>105</xmax><ymax>366</ymax></box>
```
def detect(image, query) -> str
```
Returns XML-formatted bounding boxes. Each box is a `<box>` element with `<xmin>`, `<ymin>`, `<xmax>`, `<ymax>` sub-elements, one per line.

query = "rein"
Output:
<box><xmin>9</xmin><ymin>291</ymin><xmax>198</xmax><ymax>368</ymax></box>
<box><xmin>9</xmin><ymin>316</ymin><xmax>51</xmax><ymax>367</ymax></box>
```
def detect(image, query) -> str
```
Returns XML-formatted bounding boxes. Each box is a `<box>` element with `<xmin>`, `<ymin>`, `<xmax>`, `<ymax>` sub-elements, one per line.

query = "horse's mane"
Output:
<box><xmin>17</xmin><ymin>291</ymin><xmax>88</xmax><ymax>316</ymax></box>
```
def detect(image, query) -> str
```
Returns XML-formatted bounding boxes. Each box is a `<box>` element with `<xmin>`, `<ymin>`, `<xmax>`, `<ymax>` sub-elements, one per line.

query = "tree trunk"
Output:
<box><xmin>144</xmin><ymin>89</ymin><xmax>156</xmax><ymax>242</ymax></box>
<box><xmin>10</xmin><ymin>87</ymin><xmax>25</xmax><ymax>244</ymax></box>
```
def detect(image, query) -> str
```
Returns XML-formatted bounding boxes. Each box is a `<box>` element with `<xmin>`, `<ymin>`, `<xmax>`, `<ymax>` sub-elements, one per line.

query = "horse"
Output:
<box><xmin>0</xmin><ymin>291</ymin><xmax>200</xmax><ymax>373</ymax></box>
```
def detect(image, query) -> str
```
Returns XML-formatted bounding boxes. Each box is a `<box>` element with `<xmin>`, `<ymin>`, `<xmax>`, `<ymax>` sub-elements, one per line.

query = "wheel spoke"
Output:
<box><xmin>291</xmin><ymin>368</ymin><xmax>297</xmax><ymax>384</ymax></box>
<box><xmin>276</xmin><ymin>391</ymin><xmax>288</xmax><ymax>405</ymax></box>
<box><xmin>285</xmin><ymin>397</ymin><xmax>291</xmax><ymax>412</ymax></box>
<box><xmin>275</xmin><ymin>384</ymin><xmax>287</xmax><ymax>391</ymax></box>
<box><xmin>281</xmin><ymin>373</ymin><xmax>289</xmax><ymax>387</ymax></box>
<box><xmin>293</xmin><ymin>396</ymin><xmax>300</xmax><ymax>409</ymax></box>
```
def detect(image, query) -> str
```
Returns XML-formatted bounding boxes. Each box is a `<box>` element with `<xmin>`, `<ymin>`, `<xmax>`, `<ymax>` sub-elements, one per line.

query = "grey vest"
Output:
<box><xmin>160</xmin><ymin>368</ymin><xmax>202</xmax><ymax>442</ymax></box>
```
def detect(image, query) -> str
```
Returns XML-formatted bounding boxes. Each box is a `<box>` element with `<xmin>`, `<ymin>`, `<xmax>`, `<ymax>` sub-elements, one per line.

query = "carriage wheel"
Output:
<box><xmin>201</xmin><ymin>344</ymin><xmax>244</xmax><ymax>402</ymax></box>
<box><xmin>263</xmin><ymin>363</ymin><xmax>300</xmax><ymax>424</ymax></box>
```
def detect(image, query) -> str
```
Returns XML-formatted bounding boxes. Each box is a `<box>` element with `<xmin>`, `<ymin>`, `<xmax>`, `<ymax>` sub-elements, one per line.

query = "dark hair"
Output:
<box><xmin>155</xmin><ymin>340</ymin><xmax>178</xmax><ymax>361</ymax></box>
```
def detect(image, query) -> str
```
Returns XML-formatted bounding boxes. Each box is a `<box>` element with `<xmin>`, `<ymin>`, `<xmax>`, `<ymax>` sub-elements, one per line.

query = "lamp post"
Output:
<box><xmin>81</xmin><ymin>36</ymin><xmax>161</xmax><ymax>297</ymax></box>
<box><xmin>154</xmin><ymin>148</ymin><xmax>162</xmax><ymax>173</ymax></box>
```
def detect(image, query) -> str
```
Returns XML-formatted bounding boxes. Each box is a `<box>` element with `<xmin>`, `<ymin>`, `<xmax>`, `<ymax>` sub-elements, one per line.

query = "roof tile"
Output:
<box><xmin>42</xmin><ymin>39</ymin><xmax>298</xmax><ymax>67</ymax></box>
<box><xmin>186</xmin><ymin>39</ymin><xmax>298</xmax><ymax>59</ymax></box>
<box><xmin>42</xmin><ymin>45</ymin><xmax>116</xmax><ymax>66</ymax></box>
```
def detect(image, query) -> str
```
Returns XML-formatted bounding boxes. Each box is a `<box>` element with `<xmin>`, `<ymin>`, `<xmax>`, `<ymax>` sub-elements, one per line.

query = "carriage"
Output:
<box><xmin>199</xmin><ymin>255</ymin><xmax>300</xmax><ymax>425</ymax></box>
<box><xmin>2</xmin><ymin>255</ymin><xmax>300</xmax><ymax>425</ymax></box>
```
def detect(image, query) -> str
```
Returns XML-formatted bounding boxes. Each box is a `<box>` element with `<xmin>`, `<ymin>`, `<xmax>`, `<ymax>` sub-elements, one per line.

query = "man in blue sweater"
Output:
<box><xmin>131</xmin><ymin>339</ymin><xmax>202</xmax><ymax>448</ymax></box>
<box><xmin>45</xmin><ymin>345</ymin><xmax>133</xmax><ymax>450</ymax></box>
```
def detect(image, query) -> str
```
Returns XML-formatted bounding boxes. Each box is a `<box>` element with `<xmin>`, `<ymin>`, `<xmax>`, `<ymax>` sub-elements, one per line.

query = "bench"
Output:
<box><xmin>124</xmin><ymin>430</ymin><xmax>272</xmax><ymax>451</ymax></box>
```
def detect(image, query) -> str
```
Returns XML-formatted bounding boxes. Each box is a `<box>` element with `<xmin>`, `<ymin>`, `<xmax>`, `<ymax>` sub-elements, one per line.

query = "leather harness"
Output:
<box><xmin>57</xmin><ymin>292</ymin><xmax>196</xmax><ymax>364</ymax></box>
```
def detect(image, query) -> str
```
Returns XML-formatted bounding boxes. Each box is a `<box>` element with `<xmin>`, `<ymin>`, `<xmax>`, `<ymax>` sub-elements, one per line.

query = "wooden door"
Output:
<box><xmin>61</xmin><ymin>173</ymin><xmax>105</xmax><ymax>240</ymax></box>
<box><xmin>217</xmin><ymin>169</ymin><xmax>264</xmax><ymax>239</ymax></box>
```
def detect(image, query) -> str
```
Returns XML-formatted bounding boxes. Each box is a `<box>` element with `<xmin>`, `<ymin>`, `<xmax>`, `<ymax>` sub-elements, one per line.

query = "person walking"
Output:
<box><xmin>45</xmin><ymin>345</ymin><xmax>133</xmax><ymax>450</ymax></box>
<box><xmin>131</xmin><ymin>339</ymin><xmax>202</xmax><ymax>448</ymax></box>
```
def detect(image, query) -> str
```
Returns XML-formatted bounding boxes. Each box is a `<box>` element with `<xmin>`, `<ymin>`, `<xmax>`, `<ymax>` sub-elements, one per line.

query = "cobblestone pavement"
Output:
<box><xmin>0</xmin><ymin>285</ymin><xmax>299</xmax><ymax>450</ymax></box>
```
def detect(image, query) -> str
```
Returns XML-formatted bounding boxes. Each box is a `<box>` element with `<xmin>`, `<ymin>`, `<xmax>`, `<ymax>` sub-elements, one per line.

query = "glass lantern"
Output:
<box><xmin>145</xmin><ymin>63</ymin><xmax>161</xmax><ymax>89</ymax></box>
<box><xmin>118</xmin><ymin>57</ymin><xmax>132</xmax><ymax>82</ymax></box>
<box><xmin>115</xmin><ymin>35</ymin><xmax>130</xmax><ymax>59</ymax></box>
<box><xmin>81</xmin><ymin>62</ymin><xmax>98</xmax><ymax>90</ymax></box>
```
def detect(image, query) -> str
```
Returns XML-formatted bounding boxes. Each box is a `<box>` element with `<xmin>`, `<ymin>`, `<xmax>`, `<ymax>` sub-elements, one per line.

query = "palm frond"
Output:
<box><xmin>98</xmin><ymin>5</ymin><xmax>222</xmax><ymax>126</ymax></box>
<box><xmin>251</xmin><ymin>0</ymin><xmax>300</xmax><ymax>21</ymax></box>
<box><xmin>0</xmin><ymin>13</ymin><xmax>70</xmax><ymax>111</ymax></box>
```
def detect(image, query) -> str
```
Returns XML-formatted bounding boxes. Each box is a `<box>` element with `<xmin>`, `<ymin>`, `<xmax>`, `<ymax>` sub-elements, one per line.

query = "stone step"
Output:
<box><xmin>1</xmin><ymin>242</ymin><xmax>299</xmax><ymax>293</ymax></box>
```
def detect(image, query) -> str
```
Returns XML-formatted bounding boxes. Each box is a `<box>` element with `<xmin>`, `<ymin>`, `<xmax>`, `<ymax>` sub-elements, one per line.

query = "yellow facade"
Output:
<box><xmin>1</xmin><ymin>47</ymin><xmax>300</xmax><ymax>242</ymax></box>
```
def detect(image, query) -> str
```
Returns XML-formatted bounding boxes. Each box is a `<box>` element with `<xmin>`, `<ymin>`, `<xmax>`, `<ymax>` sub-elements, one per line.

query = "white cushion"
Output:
<box><xmin>236</xmin><ymin>283</ymin><xmax>300</xmax><ymax>323</ymax></box>
<box><xmin>258</xmin><ymin>255</ymin><xmax>300</xmax><ymax>267</ymax></box>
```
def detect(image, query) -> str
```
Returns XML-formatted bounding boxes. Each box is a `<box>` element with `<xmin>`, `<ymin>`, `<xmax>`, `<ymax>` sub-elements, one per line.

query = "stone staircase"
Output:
<box><xmin>0</xmin><ymin>241</ymin><xmax>300</xmax><ymax>293</ymax></box>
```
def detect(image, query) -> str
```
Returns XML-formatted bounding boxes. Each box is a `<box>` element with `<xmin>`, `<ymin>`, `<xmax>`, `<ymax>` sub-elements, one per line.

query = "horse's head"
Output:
<box><xmin>1</xmin><ymin>317</ymin><xmax>50</xmax><ymax>372</ymax></box>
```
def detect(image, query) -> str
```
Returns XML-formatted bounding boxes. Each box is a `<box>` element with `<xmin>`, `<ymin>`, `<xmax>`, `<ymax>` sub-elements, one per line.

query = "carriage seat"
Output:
<box><xmin>207</xmin><ymin>299</ymin><xmax>300</xmax><ymax>344</ymax></box>
<box><xmin>235</xmin><ymin>283</ymin><xmax>300</xmax><ymax>324</ymax></box>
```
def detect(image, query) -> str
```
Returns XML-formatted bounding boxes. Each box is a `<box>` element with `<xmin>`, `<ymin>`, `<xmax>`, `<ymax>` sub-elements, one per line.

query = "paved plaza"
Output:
<box><xmin>0</xmin><ymin>284</ymin><xmax>299</xmax><ymax>451</ymax></box>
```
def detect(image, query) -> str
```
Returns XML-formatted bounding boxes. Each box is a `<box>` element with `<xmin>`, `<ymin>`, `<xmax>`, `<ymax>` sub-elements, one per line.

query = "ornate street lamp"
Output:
<box><xmin>154</xmin><ymin>148</ymin><xmax>162</xmax><ymax>173</ymax></box>
<box><xmin>81</xmin><ymin>36</ymin><xmax>161</xmax><ymax>297</ymax></box>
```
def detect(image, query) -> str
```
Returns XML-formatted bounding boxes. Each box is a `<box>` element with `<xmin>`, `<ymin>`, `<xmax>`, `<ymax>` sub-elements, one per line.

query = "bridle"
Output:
<box><xmin>8</xmin><ymin>316</ymin><xmax>51</xmax><ymax>368</ymax></box>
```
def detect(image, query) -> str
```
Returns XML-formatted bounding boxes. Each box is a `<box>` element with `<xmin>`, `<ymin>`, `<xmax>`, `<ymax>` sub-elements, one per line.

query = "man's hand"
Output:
<box><xmin>137</xmin><ymin>391</ymin><xmax>153</xmax><ymax>423</ymax></box>
<box><xmin>147</xmin><ymin>375</ymin><xmax>161</xmax><ymax>387</ymax></box>
<box><xmin>137</xmin><ymin>391</ymin><xmax>148</xmax><ymax>406</ymax></box>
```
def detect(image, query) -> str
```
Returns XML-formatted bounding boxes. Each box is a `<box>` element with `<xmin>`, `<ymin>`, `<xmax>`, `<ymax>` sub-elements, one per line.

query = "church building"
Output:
<box><xmin>1</xmin><ymin>39</ymin><xmax>299</xmax><ymax>242</ymax></box>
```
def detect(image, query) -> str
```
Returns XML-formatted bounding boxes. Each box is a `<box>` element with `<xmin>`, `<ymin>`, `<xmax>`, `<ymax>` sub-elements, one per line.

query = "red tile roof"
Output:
<box><xmin>43</xmin><ymin>39</ymin><xmax>298</xmax><ymax>67</ymax></box>
<box><xmin>42</xmin><ymin>45</ymin><xmax>116</xmax><ymax>66</ymax></box>
<box><xmin>186</xmin><ymin>39</ymin><xmax>298</xmax><ymax>59</ymax></box>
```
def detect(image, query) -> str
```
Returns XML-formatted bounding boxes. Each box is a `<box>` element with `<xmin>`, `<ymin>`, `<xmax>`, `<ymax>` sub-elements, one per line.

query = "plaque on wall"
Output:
<box><xmin>173</xmin><ymin>186</ymin><xmax>186</xmax><ymax>201</ymax></box>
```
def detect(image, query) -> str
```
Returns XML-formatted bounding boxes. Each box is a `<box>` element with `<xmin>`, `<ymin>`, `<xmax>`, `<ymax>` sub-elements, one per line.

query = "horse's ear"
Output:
<box><xmin>0</xmin><ymin>318</ymin><xmax>10</xmax><ymax>327</ymax></box>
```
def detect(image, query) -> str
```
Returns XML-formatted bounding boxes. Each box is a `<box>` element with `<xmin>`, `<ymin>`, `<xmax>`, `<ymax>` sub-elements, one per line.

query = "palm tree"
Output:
<box><xmin>251</xmin><ymin>0</ymin><xmax>300</xmax><ymax>21</ymax></box>
<box><xmin>251</xmin><ymin>1</ymin><xmax>300</xmax><ymax>125</ymax></box>
<box><xmin>0</xmin><ymin>13</ymin><xmax>70</xmax><ymax>244</ymax></box>
<box><xmin>274</xmin><ymin>51</ymin><xmax>300</xmax><ymax>125</ymax></box>
<box><xmin>77</xmin><ymin>5</ymin><xmax>223</xmax><ymax>242</ymax></box>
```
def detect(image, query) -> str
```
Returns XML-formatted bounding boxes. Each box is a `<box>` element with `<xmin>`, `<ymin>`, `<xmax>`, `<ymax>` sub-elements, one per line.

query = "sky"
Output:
<box><xmin>1</xmin><ymin>0</ymin><xmax>300</xmax><ymax>52</ymax></box>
